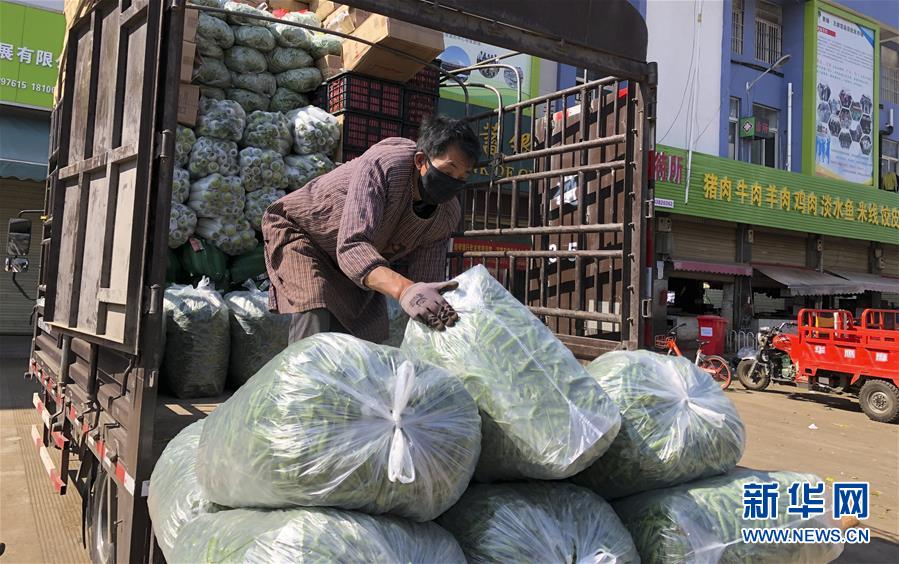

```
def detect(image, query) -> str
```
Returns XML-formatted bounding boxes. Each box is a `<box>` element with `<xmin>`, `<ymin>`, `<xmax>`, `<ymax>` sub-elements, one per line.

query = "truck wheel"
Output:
<box><xmin>737</xmin><ymin>359</ymin><xmax>770</xmax><ymax>390</ymax></box>
<box><xmin>858</xmin><ymin>379</ymin><xmax>899</xmax><ymax>424</ymax></box>
<box><xmin>88</xmin><ymin>470</ymin><xmax>117</xmax><ymax>564</ymax></box>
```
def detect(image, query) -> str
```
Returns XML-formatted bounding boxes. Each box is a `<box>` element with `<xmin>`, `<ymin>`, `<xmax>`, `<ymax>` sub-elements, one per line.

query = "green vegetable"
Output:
<box><xmin>196</xmin><ymin>333</ymin><xmax>481</xmax><ymax>521</ymax></box>
<box><xmin>175</xmin><ymin>126</ymin><xmax>196</xmax><ymax>168</ymax></box>
<box><xmin>310</xmin><ymin>32</ymin><xmax>343</xmax><ymax>58</ymax></box>
<box><xmin>147</xmin><ymin>421</ymin><xmax>220</xmax><ymax>562</ymax></box>
<box><xmin>438</xmin><ymin>482</ymin><xmax>639</xmax><ymax>564</ymax></box>
<box><xmin>171</xmin><ymin>166</ymin><xmax>190</xmax><ymax>204</ymax></box>
<box><xmin>573</xmin><ymin>350</ymin><xmax>746</xmax><ymax>499</ymax></box>
<box><xmin>168</xmin><ymin>202</ymin><xmax>197</xmax><ymax>249</ymax></box>
<box><xmin>188</xmin><ymin>138</ymin><xmax>239</xmax><ymax>179</ymax></box>
<box><xmin>161</xmin><ymin>278</ymin><xmax>230</xmax><ymax>398</ymax></box>
<box><xmin>245</xmin><ymin>187</ymin><xmax>285</xmax><ymax>231</ymax></box>
<box><xmin>187</xmin><ymin>173</ymin><xmax>244</xmax><ymax>218</ymax></box>
<box><xmin>225</xmin><ymin>87</ymin><xmax>271</xmax><ymax>113</ymax></box>
<box><xmin>242</xmin><ymin>110</ymin><xmax>293</xmax><ymax>155</ymax></box>
<box><xmin>270</xmin><ymin>13</ymin><xmax>314</xmax><ymax>50</ymax></box>
<box><xmin>239</xmin><ymin>147</ymin><xmax>287</xmax><ymax>192</ymax></box>
<box><xmin>284</xmin><ymin>152</ymin><xmax>334</xmax><ymax>190</ymax></box>
<box><xmin>281</xmin><ymin>10</ymin><xmax>321</xmax><ymax>28</ymax></box>
<box><xmin>171</xmin><ymin>507</ymin><xmax>465</xmax><ymax>563</ymax></box>
<box><xmin>193</xmin><ymin>57</ymin><xmax>231</xmax><ymax>88</ymax></box>
<box><xmin>230</xmin><ymin>71</ymin><xmax>276</xmax><ymax>96</ymax></box>
<box><xmin>267</xmin><ymin>46</ymin><xmax>313</xmax><ymax>73</ymax></box>
<box><xmin>269</xmin><ymin>86</ymin><xmax>309</xmax><ymax>112</ymax></box>
<box><xmin>197</xmin><ymin>12</ymin><xmax>234</xmax><ymax>49</ymax></box>
<box><xmin>197</xmin><ymin>39</ymin><xmax>224</xmax><ymax>59</ymax></box>
<box><xmin>198</xmin><ymin>86</ymin><xmax>225</xmax><ymax>100</ymax></box>
<box><xmin>224</xmin><ymin>45</ymin><xmax>267</xmax><ymax>74</ymax></box>
<box><xmin>233</xmin><ymin>24</ymin><xmax>275</xmax><ymax>52</ymax></box>
<box><xmin>402</xmin><ymin>264</ymin><xmax>621</xmax><ymax>482</ymax></box>
<box><xmin>197</xmin><ymin>98</ymin><xmax>246</xmax><ymax>142</ymax></box>
<box><xmin>196</xmin><ymin>216</ymin><xmax>257</xmax><ymax>256</ymax></box>
<box><xmin>224</xmin><ymin>284</ymin><xmax>289</xmax><ymax>388</ymax></box>
<box><xmin>223</xmin><ymin>1</ymin><xmax>269</xmax><ymax>26</ymax></box>
<box><xmin>276</xmin><ymin>67</ymin><xmax>323</xmax><ymax>93</ymax></box>
<box><xmin>614</xmin><ymin>469</ymin><xmax>845</xmax><ymax>564</ymax></box>
<box><xmin>286</xmin><ymin>105</ymin><xmax>340</xmax><ymax>155</ymax></box>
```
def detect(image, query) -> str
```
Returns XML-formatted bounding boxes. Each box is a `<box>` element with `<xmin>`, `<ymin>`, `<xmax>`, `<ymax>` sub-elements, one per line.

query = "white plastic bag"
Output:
<box><xmin>168</xmin><ymin>202</ymin><xmax>197</xmax><ymax>249</ymax></box>
<box><xmin>233</xmin><ymin>24</ymin><xmax>275</xmax><ymax>52</ymax></box>
<box><xmin>231</xmin><ymin>71</ymin><xmax>277</xmax><ymax>96</ymax></box>
<box><xmin>402</xmin><ymin>264</ymin><xmax>621</xmax><ymax>482</ymax></box>
<box><xmin>161</xmin><ymin>278</ymin><xmax>230</xmax><ymax>398</ymax></box>
<box><xmin>574</xmin><ymin>350</ymin><xmax>746</xmax><ymax>499</ymax></box>
<box><xmin>267</xmin><ymin>46</ymin><xmax>313</xmax><ymax>73</ymax></box>
<box><xmin>195</xmin><ymin>216</ymin><xmax>258</xmax><ymax>256</ymax></box>
<box><xmin>187</xmin><ymin>173</ymin><xmax>244</xmax><ymax>218</ymax></box>
<box><xmin>196</xmin><ymin>333</ymin><xmax>481</xmax><ymax>521</ymax></box>
<box><xmin>225</xmin><ymin>88</ymin><xmax>271</xmax><ymax>113</ymax></box>
<box><xmin>284</xmin><ymin>152</ymin><xmax>335</xmax><ymax>190</ymax></box>
<box><xmin>286</xmin><ymin>105</ymin><xmax>340</xmax><ymax>155</ymax></box>
<box><xmin>171</xmin><ymin>166</ymin><xmax>190</xmax><ymax>204</ymax></box>
<box><xmin>269</xmin><ymin>86</ymin><xmax>309</xmax><ymax>112</ymax></box>
<box><xmin>244</xmin><ymin>187</ymin><xmax>285</xmax><ymax>231</ymax></box>
<box><xmin>276</xmin><ymin>67</ymin><xmax>323</xmax><ymax>93</ymax></box>
<box><xmin>239</xmin><ymin>147</ymin><xmax>288</xmax><ymax>192</ymax></box>
<box><xmin>188</xmin><ymin>137</ymin><xmax>239</xmax><ymax>178</ymax></box>
<box><xmin>196</xmin><ymin>98</ymin><xmax>247</xmax><ymax>142</ymax></box>
<box><xmin>224</xmin><ymin>45</ymin><xmax>268</xmax><ymax>74</ymax></box>
<box><xmin>192</xmin><ymin>57</ymin><xmax>231</xmax><ymax>88</ymax></box>
<box><xmin>175</xmin><ymin>126</ymin><xmax>195</xmax><ymax>167</ymax></box>
<box><xmin>270</xmin><ymin>13</ymin><xmax>314</xmax><ymax>50</ymax></box>
<box><xmin>224</xmin><ymin>282</ymin><xmax>289</xmax><ymax>388</ymax></box>
<box><xmin>242</xmin><ymin>110</ymin><xmax>293</xmax><ymax>155</ymax></box>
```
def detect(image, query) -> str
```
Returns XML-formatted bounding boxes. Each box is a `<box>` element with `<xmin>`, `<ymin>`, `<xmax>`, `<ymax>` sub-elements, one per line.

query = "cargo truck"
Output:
<box><xmin>3</xmin><ymin>0</ymin><xmax>657</xmax><ymax>561</ymax></box>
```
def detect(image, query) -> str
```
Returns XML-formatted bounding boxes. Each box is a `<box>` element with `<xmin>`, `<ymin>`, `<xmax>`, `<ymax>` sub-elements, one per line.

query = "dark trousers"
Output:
<box><xmin>288</xmin><ymin>309</ymin><xmax>348</xmax><ymax>344</ymax></box>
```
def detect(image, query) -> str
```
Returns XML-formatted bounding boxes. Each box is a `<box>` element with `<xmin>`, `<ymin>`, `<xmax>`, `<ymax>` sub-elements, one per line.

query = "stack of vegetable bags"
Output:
<box><xmin>403</xmin><ymin>264</ymin><xmax>621</xmax><ymax>482</ymax></box>
<box><xmin>196</xmin><ymin>333</ymin><xmax>481</xmax><ymax>521</ymax></box>
<box><xmin>223</xmin><ymin>282</ymin><xmax>290</xmax><ymax>388</ymax></box>
<box><xmin>614</xmin><ymin>469</ymin><xmax>845</xmax><ymax>564</ymax></box>
<box><xmin>160</xmin><ymin>277</ymin><xmax>230</xmax><ymax>398</ymax></box>
<box><xmin>168</xmin><ymin>127</ymin><xmax>197</xmax><ymax>248</ymax></box>
<box><xmin>573</xmin><ymin>350</ymin><xmax>746</xmax><ymax>499</ymax></box>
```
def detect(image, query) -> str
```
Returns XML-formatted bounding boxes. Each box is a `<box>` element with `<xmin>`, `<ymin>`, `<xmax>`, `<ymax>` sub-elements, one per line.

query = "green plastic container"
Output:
<box><xmin>178</xmin><ymin>238</ymin><xmax>230</xmax><ymax>291</ymax></box>
<box><xmin>228</xmin><ymin>245</ymin><xmax>267</xmax><ymax>289</ymax></box>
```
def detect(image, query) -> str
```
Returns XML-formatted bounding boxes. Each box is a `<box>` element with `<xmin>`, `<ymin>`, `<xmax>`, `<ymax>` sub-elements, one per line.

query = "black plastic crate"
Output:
<box><xmin>339</xmin><ymin>111</ymin><xmax>403</xmax><ymax>152</ymax></box>
<box><xmin>405</xmin><ymin>63</ymin><xmax>440</xmax><ymax>93</ymax></box>
<box><xmin>340</xmin><ymin>148</ymin><xmax>366</xmax><ymax>162</ymax></box>
<box><xmin>402</xmin><ymin>122</ymin><xmax>421</xmax><ymax>141</ymax></box>
<box><xmin>326</xmin><ymin>73</ymin><xmax>403</xmax><ymax>119</ymax></box>
<box><xmin>403</xmin><ymin>90</ymin><xmax>438</xmax><ymax>126</ymax></box>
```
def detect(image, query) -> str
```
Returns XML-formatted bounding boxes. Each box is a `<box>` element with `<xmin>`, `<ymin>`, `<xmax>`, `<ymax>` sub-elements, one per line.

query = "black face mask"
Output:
<box><xmin>419</xmin><ymin>158</ymin><xmax>466</xmax><ymax>205</ymax></box>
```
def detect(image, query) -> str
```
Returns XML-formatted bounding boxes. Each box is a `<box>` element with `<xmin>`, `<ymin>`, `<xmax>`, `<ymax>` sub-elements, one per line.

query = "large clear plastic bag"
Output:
<box><xmin>267</xmin><ymin>46</ymin><xmax>313</xmax><ymax>73</ymax></box>
<box><xmin>171</xmin><ymin>507</ymin><xmax>465</xmax><ymax>564</ymax></box>
<box><xmin>197</xmin><ymin>40</ymin><xmax>224</xmax><ymax>59</ymax></box>
<box><xmin>383</xmin><ymin>297</ymin><xmax>409</xmax><ymax>347</ymax></box>
<box><xmin>223</xmin><ymin>1</ymin><xmax>269</xmax><ymax>26</ymax></box>
<box><xmin>168</xmin><ymin>202</ymin><xmax>197</xmax><ymax>249</ymax></box>
<box><xmin>573</xmin><ymin>350</ymin><xmax>746</xmax><ymax>499</ymax></box>
<box><xmin>193</xmin><ymin>57</ymin><xmax>231</xmax><ymax>88</ymax></box>
<box><xmin>310</xmin><ymin>32</ymin><xmax>343</xmax><ymax>59</ymax></box>
<box><xmin>224</xmin><ymin>45</ymin><xmax>268</xmax><ymax>74</ymax></box>
<box><xmin>197</xmin><ymin>12</ymin><xmax>234</xmax><ymax>49</ymax></box>
<box><xmin>276</xmin><ymin>67</ymin><xmax>323</xmax><ymax>93</ymax></box>
<box><xmin>282</xmin><ymin>10</ymin><xmax>321</xmax><ymax>28</ymax></box>
<box><xmin>196</xmin><ymin>333</ymin><xmax>481</xmax><ymax>521</ymax></box>
<box><xmin>147</xmin><ymin>421</ymin><xmax>219</xmax><ymax>562</ymax></box>
<box><xmin>438</xmin><ymin>482</ymin><xmax>639</xmax><ymax>564</ymax></box>
<box><xmin>239</xmin><ymin>147</ymin><xmax>287</xmax><ymax>192</ymax></box>
<box><xmin>196</xmin><ymin>216</ymin><xmax>258</xmax><ymax>256</ymax></box>
<box><xmin>175</xmin><ymin>126</ymin><xmax>195</xmax><ymax>167</ymax></box>
<box><xmin>402</xmin><ymin>265</ymin><xmax>621</xmax><ymax>482</ymax></box>
<box><xmin>284</xmin><ymin>152</ymin><xmax>335</xmax><ymax>190</ymax></box>
<box><xmin>225</xmin><ymin>88</ymin><xmax>270</xmax><ymax>113</ymax></box>
<box><xmin>187</xmin><ymin>173</ymin><xmax>244</xmax><ymax>218</ymax></box>
<box><xmin>286</xmin><ymin>105</ymin><xmax>340</xmax><ymax>155</ymax></box>
<box><xmin>171</xmin><ymin>166</ymin><xmax>190</xmax><ymax>204</ymax></box>
<box><xmin>161</xmin><ymin>278</ymin><xmax>230</xmax><ymax>398</ymax></box>
<box><xmin>613</xmin><ymin>469</ymin><xmax>845</xmax><ymax>564</ymax></box>
<box><xmin>233</xmin><ymin>24</ymin><xmax>275</xmax><ymax>52</ymax></box>
<box><xmin>242</xmin><ymin>110</ymin><xmax>293</xmax><ymax>155</ymax></box>
<box><xmin>270</xmin><ymin>13</ymin><xmax>314</xmax><ymax>50</ymax></box>
<box><xmin>231</xmin><ymin>71</ymin><xmax>276</xmax><ymax>96</ymax></box>
<box><xmin>245</xmin><ymin>187</ymin><xmax>285</xmax><ymax>231</ymax></box>
<box><xmin>192</xmin><ymin>0</ymin><xmax>225</xmax><ymax>19</ymax></box>
<box><xmin>224</xmin><ymin>283</ymin><xmax>289</xmax><ymax>388</ymax></box>
<box><xmin>197</xmin><ymin>98</ymin><xmax>246</xmax><ymax>142</ymax></box>
<box><xmin>188</xmin><ymin>137</ymin><xmax>239</xmax><ymax>179</ymax></box>
<box><xmin>269</xmin><ymin>87</ymin><xmax>309</xmax><ymax>113</ymax></box>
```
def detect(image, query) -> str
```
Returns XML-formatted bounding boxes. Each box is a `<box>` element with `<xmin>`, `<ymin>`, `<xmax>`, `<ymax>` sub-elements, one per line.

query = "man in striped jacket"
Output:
<box><xmin>263</xmin><ymin>115</ymin><xmax>481</xmax><ymax>344</ymax></box>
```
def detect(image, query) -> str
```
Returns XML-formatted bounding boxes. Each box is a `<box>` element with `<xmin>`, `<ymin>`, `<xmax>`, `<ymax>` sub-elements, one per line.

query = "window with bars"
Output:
<box><xmin>755</xmin><ymin>1</ymin><xmax>782</xmax><ymax>65</ymax></box>
<box><xmin>728</xmin><ymin>98</ymin><xmax>741</xmax><ymax>160</ymax></box>
<box><xmin>882</xmin><ymin>45</ymin><xmax>899</xmax><ymax>105</ymax></box>
<box><xmin>883</xmin><ymin>139</ymin><xmax>899</xmax><ymax>176</ymax></box>
<box><xmin>751</xmin><ymin>104</ymin><xmax>779</xmax><ymax>169</ymax></box>
<box><xmin>732</xmin><ymin>0</ymin><xmax>744</xmax><ymax>54</ymax></box>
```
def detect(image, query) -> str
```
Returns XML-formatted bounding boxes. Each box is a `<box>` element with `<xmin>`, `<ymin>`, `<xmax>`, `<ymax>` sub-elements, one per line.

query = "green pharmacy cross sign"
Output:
<box><xmin>0</xmin><ymin>1</ymin><xmax>65</xmax><ymax>109</ymax></box>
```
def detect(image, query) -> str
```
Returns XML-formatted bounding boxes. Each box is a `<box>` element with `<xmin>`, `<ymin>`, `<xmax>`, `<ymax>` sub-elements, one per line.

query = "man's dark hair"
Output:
<box><xmin>416</xmin><ymin>114</ymin><xmax>481</xmax><ymax>165</ymax></box>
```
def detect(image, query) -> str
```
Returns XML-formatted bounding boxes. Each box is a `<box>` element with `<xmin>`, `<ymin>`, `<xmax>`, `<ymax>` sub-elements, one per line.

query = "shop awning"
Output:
<box><xmin>672</xmin><ymin>260</ymin><xmax>753</xmax><ymax>276</ymax></box>
<box><xmin>827</xmin><ymin>270</ymin><xmax>899</xmax><ymax>294</ymax></box>
<box><xmin>0</xmin><ymin>108</ymin><xmax>50</xmax><ymax>182</ymax></box>
<box><xmin>753</xmin><ymin>264</ymin><xmax>859</xmax><ymax>296</ymax></box>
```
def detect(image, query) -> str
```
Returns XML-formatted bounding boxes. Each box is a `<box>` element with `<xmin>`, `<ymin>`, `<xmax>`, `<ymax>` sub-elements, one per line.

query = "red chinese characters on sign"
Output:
<box><xmin>651</xmin><ymin>151</ymin><xmax>684</xmax><ymax>185</ymax></box>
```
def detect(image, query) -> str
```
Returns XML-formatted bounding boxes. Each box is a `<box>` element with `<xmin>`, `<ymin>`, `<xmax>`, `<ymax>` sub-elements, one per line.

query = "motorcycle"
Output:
<box><xmin>736</xmin><ymin>322</ymin><xmax>797</xmax><ymax>390</ymax></box>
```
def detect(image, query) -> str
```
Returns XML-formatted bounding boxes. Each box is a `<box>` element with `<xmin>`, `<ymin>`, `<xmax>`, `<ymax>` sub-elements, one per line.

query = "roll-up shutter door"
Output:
<box><xmin>883</xmin><ymin>244</ymin><xmax>899</xmax><ymax>278</ymax></box>
<box><xmin>0</xmin><ymin>179</ymin><xmax>44</xmax><ymax>334</ymax></box>
<box><xmin>752</xmin><ymin>229</ymin><xmax>806</xmax><ymax>267</ymax></box>
<box><xmin>823</xmin><ymin>236</ymin><xmax>870</xmax><ymax>272</ymax></box>
<box><xmin>671</xmin><ymin>217</ymin><xmax>736</xmax><ymax>263</ymax></box>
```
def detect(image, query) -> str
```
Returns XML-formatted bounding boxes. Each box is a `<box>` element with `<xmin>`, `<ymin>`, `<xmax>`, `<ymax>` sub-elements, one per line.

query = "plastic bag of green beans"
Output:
<box><xmin>239</xmin><ymin>147</ymin><xmax>287</xmax><ymax>192</ymax></box>
<box><xmin>197</xmin><ymin>40</ymin><xmax>224</xmax><ymax>59</ymax></box>
<box><xmin>573</xmin><ymin>350</ymin><xmax>746</xmax><ymax>499</ymax></box>
<box><xmin>191</xmin><ymin>0</ymin><xmax>225</xmax><ymax>19</ymax></box>
<box><xmin>147</xmin><ymin>421</ymin><xmax>219</xmax><ymax>562</ymax></box>
<box><xmin>168</xmin><ymin>202</ymin><xmax>197</xmax><ymax>249</ymax></box>
<box><xmin>230</xmin><ymin>71</ymin><xmax>276</xmax><ymax>96</ymax></box>
<box><xmin>438</xmin><ymin>482</ymin><xmax>639</xmax><ymax>564</ymax></box>
<box><xmin>195</xmin><ymin>216</ymin><xmax>257</xmax><ymax>256</ymax></box>
<box><xmin>233</xmin><ymin>24</ymin><xmax>275</xmax><ymax>52</ymax></box>
<box><xmin>224</xmin><ymin>45</ymin><xmax>267</xmax><ymax>74</ymax></box>
<box><xmin>223</xmin><ymin>1</ymin><xmax>269</xmax><ymax>26</ymax></box>
<box><xmin>286</xmin><ymin>105</ymin><xmax>340</xmax><ymax>155</ymax></box>
<box><xmin>187</xmin><ymin>173</ymin><xmax>244</xmax><ymax>218</ymax></box>
<box><xmin>161</xmin><ymin>277</ymin><xmax>230</xmax><ymax>398</ymax></box>
<box><xmin>242</xmin><ymin>110</ymin><xmax>293</xmax><ymax>155</ymax></box>
<box><xmin>225</xmin><ymin>88</ymin><xmax>271</xmax><ymax>113</ymax></box>
<box><xmin>276</xmin><ymin>67</ymin><xmax>323</xmax><ymax>93</ymax></box>
<box><xmin>195</xmin><ymin>333</ymin><xmax>481</xmax><ymax>521</ymax></box>
<box><xmin>170</xmin><ymin>507</ymin><xmax>465</xmax><ymax>564</ymax></box>
<box><xmin>193</xmin><ymin>57</ymin><xmax>231</xmax><ymax>88</ymax></box>
<box><xmin>175</xmin><ymin>126</ymin><xmax>195</xmax><ymax>168</ymax></box>
<box><xmin>613</xmin><ymin>469</ymin><xmax>844</xmax><ymax>564</ymax></box>
<box><xmin>284</xmin><ymin>152</ymin><xmax>335</xmax><ymax>190</ymax></box>
<box><xmin>270</xmin><ymin>13</ymin><xmax>314</xmax><ymax>50</ymax></box>
<box><xmin>402</xmin><ymin>264</ymin><xmax>621</xmax><ymax>482</ymax></box>
<box><xmin>197</xmin><ymin>98</ymin><xmax>246</xmax><ymax>142</ymax></box>
<box><xmin>310</xmin><ymin>32</ymin><xmax>343</xmax><ymax>58</ymax></box>
<box><xmin>199</xmin><ymin>86</ymin><xmax>225</xmax><ymax>100</ymax></box>
<box><xmin>197</xmin><ymin>12</ymin><xmax>233</xmax><ymax>48</ymax></box>
<box><xmin>267</xmin><ymin>46</ymin><xmax>313</xmax><ymax>73</ymax></box>
<box><xmin>244</xmin><ymin>187</ymin><xmax>285</xmax><ymax>231</ymax></box>
<box><xmin>188</xmin><ymin>137</ymin><xmax>239</xmax><ymax>178</ymax></box>
<box><xmin>223</xmin><ymin>283</ymin><xmax>289</xmax><ymax>388</ymax></box>
<box><xmin>269</xmin><ymin>87</ymin><xmax>309</xmax><ymax>112</ymax></box>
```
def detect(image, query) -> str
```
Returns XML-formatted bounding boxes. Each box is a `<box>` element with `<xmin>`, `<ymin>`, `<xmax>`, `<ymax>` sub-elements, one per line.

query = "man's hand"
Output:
<box><xmin>399</xmin><ymin>281</ymin><xmax>460</xmax><ymax>330</ymax></box>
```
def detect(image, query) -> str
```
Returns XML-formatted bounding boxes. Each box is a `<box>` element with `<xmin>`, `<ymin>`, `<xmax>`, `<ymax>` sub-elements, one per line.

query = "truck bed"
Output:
<box><xmin>152</xmin><ymin>392</ymin><xmax>230</xmax><ymax>461</ymax></box>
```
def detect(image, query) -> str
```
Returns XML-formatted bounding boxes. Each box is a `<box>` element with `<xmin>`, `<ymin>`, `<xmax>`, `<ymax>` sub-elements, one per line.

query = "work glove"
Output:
<box><xmin>399</xmin><ymin>281</ymin><xmax>460</xmax><ymax>330</ymax></box>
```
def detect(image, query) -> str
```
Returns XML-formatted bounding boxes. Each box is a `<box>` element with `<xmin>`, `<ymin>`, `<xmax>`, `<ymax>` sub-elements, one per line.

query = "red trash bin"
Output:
<box><xmin>696</xmin><ymin>315</ymin><xmax>728</xmax><ymax>356</ymax></box>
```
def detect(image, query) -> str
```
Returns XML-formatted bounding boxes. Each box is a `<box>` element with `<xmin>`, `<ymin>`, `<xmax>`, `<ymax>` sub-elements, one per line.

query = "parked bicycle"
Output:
<box><xmin>655</xmin><ymin>323</ymin><xmax>733</xmax><ymax>389</ymax></box>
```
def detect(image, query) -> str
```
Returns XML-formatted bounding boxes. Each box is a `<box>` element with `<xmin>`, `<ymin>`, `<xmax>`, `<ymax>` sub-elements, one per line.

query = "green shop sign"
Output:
<box><xmin>0</xmin><ymin>1</ymin><xmax>64</xmax><ymax>109</ymax></box>
<box><xmin>652</xmin><ymin>144</ymin><xmax>899</xmax><ymax>245</ymax></box>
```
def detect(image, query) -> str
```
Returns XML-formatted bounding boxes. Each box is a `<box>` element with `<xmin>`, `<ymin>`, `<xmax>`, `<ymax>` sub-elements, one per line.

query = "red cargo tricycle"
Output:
<box><xmin>737</xmin><ymin>309</ymin><xmax>899</xmax><ymax>423</ymax></box>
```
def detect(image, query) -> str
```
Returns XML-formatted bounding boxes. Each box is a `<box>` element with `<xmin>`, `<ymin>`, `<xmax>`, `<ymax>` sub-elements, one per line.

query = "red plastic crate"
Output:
<box><xmin>405</xmin><ymin>63</ymin><xmax>440</xmax><ymax>93</ymax></box>
<box><xmin>339</xmin><ymin>112</ymin><xmax>403</xmax><ymax>152</ymax></box>
<box><xmin>340</xmin><ymin>148</ymin><xmax>365</xmax><ymax>162</ymax></box>
<box><xmin>403</xmin><ymin>91</ymin><xmax>438</xmax><ymax>126</ymax></box>
<box><xmin>327</xmin><ymin>74</ymin><xmax>403</xmax><ymax>119</ymax></box>
<box><xmin>402</xmin><ymin>122</ymin><xmax>421</xmax><ymax>141</ymax></box>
